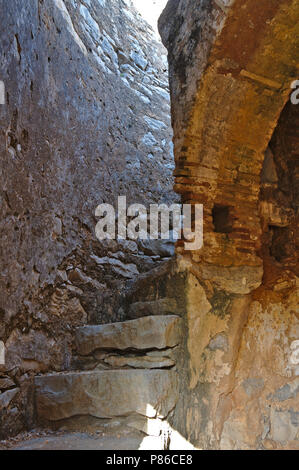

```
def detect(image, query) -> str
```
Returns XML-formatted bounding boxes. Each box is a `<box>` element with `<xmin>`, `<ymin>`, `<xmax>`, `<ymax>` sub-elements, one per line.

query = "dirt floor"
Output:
<box><xmin>0</xmin><ymin>429</ymin><xmax>164</xmax><ymax>450</ymax></box>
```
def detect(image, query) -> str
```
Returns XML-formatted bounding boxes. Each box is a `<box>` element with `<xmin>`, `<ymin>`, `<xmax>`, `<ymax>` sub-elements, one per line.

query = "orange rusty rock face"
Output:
<box><xmin>168</xmin><ymin>0</ymin><xmax>299</xmax><ymax>276</ymax></box>
<box><xmin>160</xmin><ymin>0</ymin><xmax>299</xmax><ymax>450</ymax></box>
<box><xmin>213</xmin><ymin>0</ymin><xmax>290</xmax><ymax>70</ymax></box>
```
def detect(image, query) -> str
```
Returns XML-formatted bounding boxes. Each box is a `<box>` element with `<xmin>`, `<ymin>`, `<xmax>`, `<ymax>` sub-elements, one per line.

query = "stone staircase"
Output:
<box><xmin>33</xmin><ymin>312</ymin><xmax>182</xmax><ymax>449</ymax></box>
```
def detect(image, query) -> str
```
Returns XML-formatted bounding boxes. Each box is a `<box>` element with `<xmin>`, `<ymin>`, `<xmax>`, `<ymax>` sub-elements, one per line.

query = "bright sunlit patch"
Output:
<box><xmin>54</xmin><ymin>0</ymin><xmax>88</xmax><ymax>55</ymax></box>
<box><xmin>132</xmin><ymin>0</ymin><xmax>168</xmax><ymax>35</ymax></box>
<box><xmin>137</xmin><ymin>404</ymin><xmax>198</xmax><ymax>450</ymax></box>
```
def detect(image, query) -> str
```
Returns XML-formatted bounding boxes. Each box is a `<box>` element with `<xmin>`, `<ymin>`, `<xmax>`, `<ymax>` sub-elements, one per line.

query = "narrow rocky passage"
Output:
<box><xmin>1</xmin><ymin>0</ymin><xmax>298</xmax><ymax>451</ymax></box>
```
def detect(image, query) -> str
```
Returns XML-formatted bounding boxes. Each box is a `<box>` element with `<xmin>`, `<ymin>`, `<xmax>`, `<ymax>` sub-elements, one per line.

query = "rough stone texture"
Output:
<box><xmin>0</xmin><ymin>377</ymin><xmax>15</xmax><ymax>391</ymax></box>
<box><xmin>0</xmin><ymin>0</ymin><xmax>175</xmax><ymax>324</ymax></box>
<box><xmin>0</xmin><ymin>0</ymin><xmax>176</xmax><ymax>437</ymax></box>
<box><xmin>160</xmin><ymin>0</ymin><xmax>299</xmax><ymax>451</ymax></box>
<box><xmin>160</xmin><ymin>0</ymin><xmax>298</xmax><ymax>275</ymax></box>
<box><xmin>137</xmin><ymin>239</ymin><xmax>175</xmax><ymax>258</ymax></box>
<box><xmin>0</xmin><ymin>388</ymin><xmax>20</xmax><ymax>411</ymax></box>
<box><xmin>3</xmin><ymin>329</ymin><xmax>73</xmax><ymax>373</ymax></box>
<box><xmin>75</xmin><ymin>315</ymin><xmax>182</xmax><ymax>355</ymax></box>
<box><xmin>35</xmin><ymin>369</ymin><xmax>178</xmax><ymax>421</ymax></box>
<box><xmin>128</xmin><ymin>298</ymin><xmax>178</xmax><ymax>319</ymax></box>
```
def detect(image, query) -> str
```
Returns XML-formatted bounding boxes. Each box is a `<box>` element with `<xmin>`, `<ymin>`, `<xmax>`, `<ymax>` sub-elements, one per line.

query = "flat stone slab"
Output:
<box><xmin>35</xmin><ymin>370</ymin><xmax>178</xmax><ymax>422</ymax></box>
<box><xmin>75</xmin><ymin>315</ymin><xmax>182</xmax><ymax>356</ymax></box>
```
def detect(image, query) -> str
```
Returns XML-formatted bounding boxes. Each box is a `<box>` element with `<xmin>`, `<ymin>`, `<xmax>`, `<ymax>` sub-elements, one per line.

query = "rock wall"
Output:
<box><xmin>0</xmin><ymin>0</ymin><xmax>176</xmax><ymax>438</ymax></box>
<box><xmin>160</xmin><ymin>0</ymin><xmax>299</xmax><ymax>450</ymax></box>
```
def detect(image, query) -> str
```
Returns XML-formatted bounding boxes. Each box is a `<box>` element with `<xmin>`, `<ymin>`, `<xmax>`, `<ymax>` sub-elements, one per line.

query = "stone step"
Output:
<box><xmin>75</xmin><ymin>315</ymin><xmax>182</xmax><ymax>356</ymax></box>
<box><xmin>128</xmin><ymin>298</ymin><xmax>178</xmax><ymax>319</ymax></box>
<box><xmin>35</xmin><ymin>370</ymin><xmax>178</xmax><ymax>422</ymax></box>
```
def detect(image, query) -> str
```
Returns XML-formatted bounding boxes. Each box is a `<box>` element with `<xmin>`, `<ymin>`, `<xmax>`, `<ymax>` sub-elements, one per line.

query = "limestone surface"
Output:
<box><xmin>75</xmin><ymin>315</ymin><xmax>182</xmax><ymax>355</ymax></box>
<box><xmin>35</xmin><ymin>370</ymin><xmax>178</xmax><ymax>421</ymax></box>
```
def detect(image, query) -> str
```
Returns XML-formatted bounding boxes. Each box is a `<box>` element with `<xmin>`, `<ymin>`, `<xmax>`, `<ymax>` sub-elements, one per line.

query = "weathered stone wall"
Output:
<box><xmin>160</xmin><ymin>0</ymin><xmax>299</xmax><ymax>450</ymax></box>
<box><xmin>0</xmin><ymin>0</ymin><xmax>176</xmax><ymax>438</ymax></box>
<box><xmin>1</xmin><ymin>0</ymin><xmax>298</xmax><ymax>449</ymax></box>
